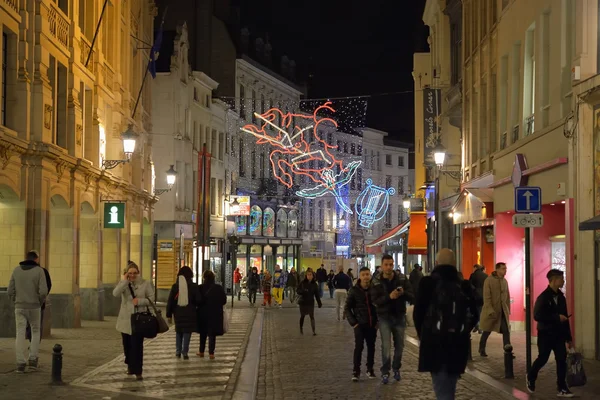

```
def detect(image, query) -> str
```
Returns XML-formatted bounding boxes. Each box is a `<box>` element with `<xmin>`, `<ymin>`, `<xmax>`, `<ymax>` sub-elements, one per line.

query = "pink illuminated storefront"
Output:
<box><xmin>490</xmin><ymin>152</ymin><xmax>573</xmax><ymax>334</ymax></box>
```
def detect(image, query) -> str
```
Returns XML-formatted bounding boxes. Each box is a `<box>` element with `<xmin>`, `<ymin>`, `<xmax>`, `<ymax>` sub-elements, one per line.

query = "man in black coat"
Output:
<box><xmin>469</xmin><ymin>264</ymin><xmax>487</xmax><ymax>333</ymax></box>
<box><xmin>315</xmin><ymin>264</ymin><xmax>328</xmax><ymax>298</ymax></box>
<box><xmin>526</xmin><ymin>269</ymin><xmax>574</xmax><ymax>397</ymax></box>
<box><xmin>26</xmin><ymin>251</ymin><xmax>51</xmax><ymax>343</ymax></box>
<box><xmin>370</xmin><ymin>254</ymin><xmax>414</xmax><ymax>384</ymax></box>
<box><xmin>246</xmin><ymin>267</ymin><xmax>260</xmax><ymax>306</ymax></box>
<box><xmin>413</xmin><ymin>249</ymin><xmax>478</xmax><ymax>399</ymax></box>
<box><xmin>409</xmin><ymin>264</ymin><xmax>423</xmax><ymax>295</ymax></box>
<box><xmin>345</xmin><ymin>267</ymin><xmax>378</xmax><ymax>381</ymax></box>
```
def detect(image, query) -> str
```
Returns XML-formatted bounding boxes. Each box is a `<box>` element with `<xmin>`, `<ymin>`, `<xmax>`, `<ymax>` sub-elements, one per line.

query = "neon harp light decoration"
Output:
<box><xmin>241</xmin><ymin>102</ymin><xmax>361</xmax><ymax>214</ymax></box>
<box><xmin>354</xmin><ymin>179</ymin><xmax>395</xmax><ymax>228</ymax></box>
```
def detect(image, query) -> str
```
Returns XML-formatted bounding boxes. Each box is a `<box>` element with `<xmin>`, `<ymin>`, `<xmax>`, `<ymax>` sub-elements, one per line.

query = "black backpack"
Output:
<box><xmin>423</xmin><ymin>278</ymin><xmax>469</xmax><ymax>336</ymax></box>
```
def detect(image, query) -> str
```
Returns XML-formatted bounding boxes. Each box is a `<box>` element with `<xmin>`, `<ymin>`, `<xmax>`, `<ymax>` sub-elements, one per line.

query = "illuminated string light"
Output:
<box><xmin>355</xmin><ymin>179</ymin><xmax>395</xmax><ymax>228</ymax></box>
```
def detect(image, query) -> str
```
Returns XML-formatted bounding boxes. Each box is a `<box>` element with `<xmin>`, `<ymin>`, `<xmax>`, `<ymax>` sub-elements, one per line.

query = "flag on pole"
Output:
<box><xmin>147</xmin><ymin>27</ymin><xmax>163</xmax><ymax>79</ymax></box>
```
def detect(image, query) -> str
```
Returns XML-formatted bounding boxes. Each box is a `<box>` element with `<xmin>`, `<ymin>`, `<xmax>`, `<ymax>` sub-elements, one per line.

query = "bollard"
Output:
<box><xmin>468</xmin><ymin>335</ymin><xmax>473</xmax><ymax>361</ymax></box>
<box><xmin>51</xmin><ymin>344</ymin><xmax>65</xmax><ymax>385</ymax></box>
<box><xmin>504</xmin><ymin>344</ymin><xmax>514</xmax><ymax>379</ymax></box>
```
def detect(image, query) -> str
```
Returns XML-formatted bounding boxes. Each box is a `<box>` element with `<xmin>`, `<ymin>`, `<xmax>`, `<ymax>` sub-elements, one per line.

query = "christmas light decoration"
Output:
<box><xmin>241</xmin><ymin>102</ymin><xmax>362</xmax><ymax>214</ymax></box>
<box><xmin>355</xmin><ymin>178</ymin><xmax>395</xmax><ymax>228</ymax></box>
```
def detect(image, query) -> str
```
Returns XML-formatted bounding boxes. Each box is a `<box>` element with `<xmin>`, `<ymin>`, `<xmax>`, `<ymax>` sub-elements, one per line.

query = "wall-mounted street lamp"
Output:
<box><xmin>102</xmin><ymin>125</ymin><xmax>138</xmax><ymax>170</ymax></box>
<box><xmin>230</xmin><ymin>198</ymin><xmax>240</xmax><ymax>214</ymax></box>
<box><xmin>433</xmin><ymin>143</ymin><xmax>446</xmax><ymax>167</ymax></box>
<box><xmin>154</xmin><ymin>165</ymin><xmax>178</xmax><ymax>196</ymax></box>
<box><xmin>338</xmin><ymin>215</ymin><xmax>346</xmax><ymax>228</ymax></box>
<box><xmin>403</xmin><ymin>195</ymin><xmax>411</xmax><ymax>210</ymax></box>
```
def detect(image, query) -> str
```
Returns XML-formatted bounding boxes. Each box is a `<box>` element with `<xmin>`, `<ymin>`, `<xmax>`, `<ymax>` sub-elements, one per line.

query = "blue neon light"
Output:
<box><xmin>354</xmin><ymin>179</ymin><xmax>395</xmax><ymax>228</ymax></box>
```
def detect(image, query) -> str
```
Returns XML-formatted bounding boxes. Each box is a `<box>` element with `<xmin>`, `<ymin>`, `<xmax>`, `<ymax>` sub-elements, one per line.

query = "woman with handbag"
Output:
<box><xmin>166</xmin><ymin>266</ymin><xmax>198</xmax><ymax>360</ymax></box>
<box><xmin>297</xmin><ymin>269</ymin><xmax>322</xmax><ymax>335</ymax></box>
<box><xmin>196</xmin><ymin>270</ymin><xmax>227</xmax><ymax>359</ymax></box>
<box><xmin>113</xmin><ymin>262</ymin><xmax>154</xmax><ymax>380</ymax></box>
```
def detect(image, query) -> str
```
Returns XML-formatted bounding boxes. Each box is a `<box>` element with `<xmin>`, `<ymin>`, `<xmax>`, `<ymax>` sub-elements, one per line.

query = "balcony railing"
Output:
<box><xmin>500</xmin><ymin>131</ymin><xmax>507</xmax><ymax>150</ymax></box>
<box><xmin>3</xmin><ymin>0</ymin><xmax>18</xmax><ymax>13</ymax></box>
<box><xmin>48</xmin><ymin>3</ymin><xmax>69</xmax><ymax>48</ymax></box>
<box><xmin>79</xmin><ymin>38</ymin><xmax>94</xmax><ymax>73</ymax></box>
<box><xmin>511</xmin><ymin>124</ymin><xmax>520</xmax><ymax>144</ymax></box>
<box><xmin>525</xmin><ymin>114</ymin><xmax>535</xmax><ymax>137</ymax></box>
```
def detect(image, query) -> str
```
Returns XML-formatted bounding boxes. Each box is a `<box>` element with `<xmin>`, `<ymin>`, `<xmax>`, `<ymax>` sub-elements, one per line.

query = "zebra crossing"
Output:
<box><xmin>71</xmin><ymin>308</ymin><xmax>256</xmax><ymax>399</ymax></box>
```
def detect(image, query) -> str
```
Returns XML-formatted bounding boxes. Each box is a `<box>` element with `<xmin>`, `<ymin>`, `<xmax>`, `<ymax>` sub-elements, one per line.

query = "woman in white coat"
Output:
<box><xmin>113</xmin><ymin>262</ymin><xmax>154</xmax><ymax>380</ymax></box>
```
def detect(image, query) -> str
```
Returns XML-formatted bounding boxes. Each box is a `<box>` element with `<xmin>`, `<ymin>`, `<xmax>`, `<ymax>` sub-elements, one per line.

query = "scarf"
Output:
<box><xmin>177</xmin><ymin>276</ymin><xmax>189</xmax><ymax>307</ymax></box>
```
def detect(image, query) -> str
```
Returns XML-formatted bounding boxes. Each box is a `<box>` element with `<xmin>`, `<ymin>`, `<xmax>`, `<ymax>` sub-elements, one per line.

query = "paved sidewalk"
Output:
<box><xmin>256</xmin><ymin>303</ymin><xmax>516</xmax><ymax>400</ymax></box>
<box><xmin>406</xmin><ymin>327</ymin><xmax>600</xmax><ymax>399</ymax></box>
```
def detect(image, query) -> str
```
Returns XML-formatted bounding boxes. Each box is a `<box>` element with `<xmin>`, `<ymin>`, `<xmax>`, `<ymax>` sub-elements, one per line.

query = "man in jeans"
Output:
<box><xmin>333</xmin><ymin>265</ymin><xmax>352</xmax><ymax>321</ymax></box>
<box><xmin>8</xmin><ymin>251</ymin><xmax>49</xmax><ymax>373</ymax></box>
<box><xmin>315</xmin><ymin>264</ymin><xmax>328</xmax><ymax>298</ymax></box>
<box><xmin>370</xmin><ymin>254</ymin><xmax>414</xmax><ymax>384</ymax></box>
<box><xmin>526</xmin><ymin>269</ymin><xmax>575</xmax><ymax>398</ymax></box>
<box><xmin>26</xmin><ymin>250</ymin><xmax>51</xmax><ymax>343</ymax></box>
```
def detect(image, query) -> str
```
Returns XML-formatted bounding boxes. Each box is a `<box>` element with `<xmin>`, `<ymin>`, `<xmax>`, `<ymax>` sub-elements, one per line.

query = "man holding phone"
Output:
<box><xmin>526</xmin><ymin>269</ymin><xmax>574</xmax><ymax>397</ymax></box>
<box><xmin>370</xmin><ymin>254</ymin><xmax>414</xmax><ymax>384</ymax></box>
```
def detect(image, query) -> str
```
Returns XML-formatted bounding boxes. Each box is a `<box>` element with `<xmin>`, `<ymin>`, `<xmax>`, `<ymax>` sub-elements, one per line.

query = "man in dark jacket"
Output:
<box><xmin>25</xmin><ymin>251</ymin><xmax>51</xmax><ymax>343</ymax></box>
<box><xmin>346</xmin><ymin>267</ymin><xmax>378</xmax><ymax>382</ymax></box>
<box><xmin>316</xmin><ymin>264</ymin><xmax>328</xmax><ymax>298</ymax></box>
<box><xmin>526</xmin><ymin>269</ymin><xmax>574</xmax><ymax>397</ymax></box>
<box><xmin>333</xmin><ymin>266</ymin><xmax>352</xmax><ymax>321</ymax></box>
<box><xmin>246</xmin><ymin>267</ymin><xmax>260</xmax><ymax>306</ymax></box>
<box><xmin>469</xmin><ymin>264</ymin><xmax>487</xmax><ymax>333</ymax></box>
<box><xmin>409</xmin><ymin>264</ymin><xmax>423</xmax><ymax>295</ymax></box>
<box><xmin>370</xmin><ymin>254</ymin><xmax>414</xmax><ymax>384</ymax></box>
<box><xmin>285</xmin><ymin>267</ymin><xmax>299</xmax><ymax>304</ymax></box>
<box><xmin>413</xmin><ymin>249</ymin><xmax>478</xmax><ymax>399</ymax></box>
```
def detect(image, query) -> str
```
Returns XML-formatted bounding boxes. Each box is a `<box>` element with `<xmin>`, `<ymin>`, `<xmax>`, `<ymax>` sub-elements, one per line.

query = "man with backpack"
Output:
<box><xmin>526</xmin><ymin>269</ymin><xmax>575</xmax><ymax>398</ymax></box>
<box><xmin>413</xmin><ymin>249</ymin><xmax>478</xmax><ymax>399</ymax></box>
<box><xmin>370</xmin><ymin>254</ymin><xmax>414</xmax><ymax>384</ymax></box>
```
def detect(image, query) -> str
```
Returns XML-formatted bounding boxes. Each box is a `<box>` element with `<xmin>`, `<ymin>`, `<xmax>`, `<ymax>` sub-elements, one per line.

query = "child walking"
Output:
<box><xmin>262</xmin><ymin>271</ymin><xmax>273</xmax><ymax>307</ymax></box>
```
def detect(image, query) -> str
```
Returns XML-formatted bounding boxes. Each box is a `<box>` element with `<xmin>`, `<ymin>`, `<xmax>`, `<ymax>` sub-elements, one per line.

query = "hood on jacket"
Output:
<box><xmin>490</xmin><ymin>270</ymin><xmax>505</xmax><ymax>279</ymax></box>
<box><xmin>19</xmin><ymin>260</ymin><xmax>39</xmax><ymax>271</ymax></box>
<box><xmin>431</xmin><ymin>264</ymin><xmax>460</xmax><ymax>282</ymax></box>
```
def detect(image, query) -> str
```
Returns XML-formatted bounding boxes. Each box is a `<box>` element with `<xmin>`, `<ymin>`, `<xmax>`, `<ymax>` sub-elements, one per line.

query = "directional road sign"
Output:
<box><xmin>514</xmin><ymin>186</ymin><xmax>542</xmax><ymax>213</ymax></box>
<box><xmin>512</xmin><ymin>213</ymin><xmax>544</xmax><ymax>228</ymax></box>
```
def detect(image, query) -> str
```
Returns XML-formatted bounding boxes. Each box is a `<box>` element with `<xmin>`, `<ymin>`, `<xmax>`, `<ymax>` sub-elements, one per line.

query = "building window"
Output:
<box><xmin>523</xmin><ymin>25</ymin><xmax>536</xmax><ymax>136</ymax></box>
<box><xmin>251</xmin><ymin>150</ymin><xmax>257</xmax><ymax>178</ymax></box>
<box><xmin>252</xmin><ymin>89</ymin><xmax>257</xmax><ymax>123</ymax></box>
<box><xmin>385</xmin><ymin>154</ymin><xmax>392</xmax><ymax>165</ymax></box>
<box><xmin>344</xmin><ymin>142</ymin><xmax>348</xmax><ymax>153</ymax></box>
<box><xmin>398</xmin><ymin>176</ymin><xmax>404</xmax><ymax>194</ymax></box>
<box><xmin>376</xmin><ymin>151</ymin><xmax>381</xmax><ymax>170</ymax></box>
<box><xmin>261</xmin><ymin>94</ymin><xmax>265</xmax><ymax>114</ymax></box>
<box><xmin>1</xmin><ymin>33</ymin><xmax>6</xmax><ymax>126</ymax></box>
<box><xmin>205</xmin><ymin>94</ymin><xmax>210</xmax><ymax>108</ymax></box>
<box><xmin>101</xmin><ymin>1</ymin><xmax>115</xmax><ymax>65</ymax></box>
<box><xmin>239</xmin><ymin>138</ymin><xmax>245</xmax><ymax>177</ymax></box>
<box><xmin>450</xmin><ymin>22</ymin><xmax>462</xmax><ymax>85</ymax></box>
<box><xmin>218</xmin><ymin>132</ymin><xmax>224</xmax><ymax>160</ymax></box>
<box><xmin>398</xmin><ymin>156</ymin><xmax>404</xmax><ymax>167</ymax></box>
<box><xmin>357</xmin><ymin>145</ymin><xmax>362</xmax><ymax>156</ymax></box>
<box><xmin>357</xmin><ymin>168</ymin><xmax>362</xmax><ymax>190</ymax></box>
<box><xmin>211</xmin><ymin>129</ymin><xmax>217</xmax><ymax>155</ymax></box>
<box><xmin>385</xmin><ymin>175</ymin><xmax>392</xmax><ymax>188</ymax></box>
<box><xmin>500</xmin><ymin>55</ymin><xmax>509</xmax><ymax>147</ymax></box>
<box><xmin>239</xmin><ymin>84</ymin><xmax>245</xmax><ymax>119</ymax></box>
<box><xmin>79</xmin><ymin>0</ymin><xmax>95</xmax><ymax>40</ymax></box>
<box><xmin>351</xmin><ymin>143</ymin><xmax>356</xmax><ymax>155</ymax></box>
<box><xmin>194</xmin><ymin>87</ymin><xmax>199</xmax><ymax>102</ymax></box>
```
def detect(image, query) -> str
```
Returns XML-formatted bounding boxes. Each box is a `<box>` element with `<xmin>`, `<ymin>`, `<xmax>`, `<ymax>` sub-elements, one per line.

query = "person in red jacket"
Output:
<box><xmin>233</xmin><ymin>268</ymin><xmax>242</xmax><ymax>301</ymax></box>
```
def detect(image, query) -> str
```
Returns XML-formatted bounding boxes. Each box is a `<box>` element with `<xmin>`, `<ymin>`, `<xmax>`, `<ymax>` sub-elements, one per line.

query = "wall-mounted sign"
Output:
<box><xmin>159</xmin><ymin>242</ymin><xmax>174</xmax><ymax>252</ymax></box>
<box><xmin>409</xmin><ymin>197</ymin><xmax>425</xmax><ymax>212</ymax></box>
<box><xmin>227</xmin><ymin>196</ymin><xmax>250</xmax><ymax>216</ymax></box>
<box><xmin>423</xmin><ymin>88</ymin><xmax>442</xmax><ymax>165</ymax></box>
<box><xmin>103</xmin><ymin>203</ymin><xmax>125</xmax><ymax>229</ymax></box>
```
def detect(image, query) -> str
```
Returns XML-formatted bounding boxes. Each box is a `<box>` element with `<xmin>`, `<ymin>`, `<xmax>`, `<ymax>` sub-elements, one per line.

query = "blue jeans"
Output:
<box><xmin>431</xmin><ymin>367</ymin><xmax>459</xmax><ymax>400</ymax></box>
<box><xmin>176</xmin><ymin>332</ymin><xmax>192</xmax><ymax>355</ymax></box>
<box><xmin>379</xmin><ymin>316</ymin><xmax>406</xmax><ymax>375</ymax></box>
<box><xmin>318</xmin><ymin>282</ymin><xmax>325</xmax><ymax>298</ymax></box>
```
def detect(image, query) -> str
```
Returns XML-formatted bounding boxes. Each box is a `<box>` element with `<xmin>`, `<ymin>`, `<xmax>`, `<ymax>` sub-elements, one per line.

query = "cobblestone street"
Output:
<box><xmin>257</xmin><ymin>298</ymin><xmax>517</xmax><ymax>400</ymax></box>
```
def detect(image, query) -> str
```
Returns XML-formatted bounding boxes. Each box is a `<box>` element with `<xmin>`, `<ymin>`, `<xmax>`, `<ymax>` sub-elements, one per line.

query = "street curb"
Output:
<box><xmin>405</xmin><ymin>336</ymin><xmax>531</xmax><ymax>400</ymax></box>
<box><xmin>230</xmin><ymin>307</ymin><xmax>264</xmax><ymax>400</ymax></box>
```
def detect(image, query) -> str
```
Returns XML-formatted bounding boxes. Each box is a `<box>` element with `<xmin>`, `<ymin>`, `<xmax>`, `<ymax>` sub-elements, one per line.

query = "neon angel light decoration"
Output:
<box><xmin>241</xmin><ymin>102</ymin><xmax>361</xmax><ymax>214</ymax></box>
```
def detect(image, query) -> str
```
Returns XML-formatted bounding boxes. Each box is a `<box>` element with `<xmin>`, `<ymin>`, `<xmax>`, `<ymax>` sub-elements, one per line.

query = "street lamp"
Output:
<box><xmin>102</xmin><ymin>125</ymin><xmax>138</xmax><ymax>170</ymax></box>
<box><xmin>433</xmin><ymin>143</ymin><xmax>446</xmax><ymax>167</ymax></box>
<box><xmin>230</xmin><ymin>198</ymin><xmax>240</xmax><ymax>214</ymax></box>
<box><xmin>338</xmin><ymin>215</ymin><xmax>346</xmax><ymax>228</ymax></box>
<box><xmin>154</xmin><ymin>165</ymin><xmax>178</xmax><ymax>196</ymax></box>
<box><xmin>432</xmin><ymin>143</ymin><xmax>446</xmax><ymax>257</ymax></box>
<box><xmin>403</xmin><ymin>196</ymin><xmax>411</xmax><ymax>210</ymax></box>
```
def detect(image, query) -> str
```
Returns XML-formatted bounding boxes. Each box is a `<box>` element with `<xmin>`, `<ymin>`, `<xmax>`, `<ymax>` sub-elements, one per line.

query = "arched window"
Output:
<box><xmin>249</xmin><ymin>205</ymin><xmax>262</xmax><ymax>236</ymax></box>
<box><xmin>276</xmin><ymin>209</ymin><xmax>288</xmax><ymax>237</ymax></box>
<box><xmin>288</xmin><ymin>210</ymin><xmax>298</xmax><ymax>238</ymax></box>
<box><xmin>263</xmin><ymin>207</ymin><xmax>275</xmax><ymax>237</ymax></box>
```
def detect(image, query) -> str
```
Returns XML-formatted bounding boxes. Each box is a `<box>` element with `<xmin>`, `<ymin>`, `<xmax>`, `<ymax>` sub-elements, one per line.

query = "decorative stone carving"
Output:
<box><xmin>55</xmin><ymin>160</ymin><xmax>68</xmax><ymax>182</ymax></box>
<box><xmin>0</xmin><ymin>143</ymin><xmax>16</xmax><ymax>170</ymax></box>
<box><xmin>44</xmin><ymin>104</ymin><xmax>53</xmax><ymax>129</ymax></box>
<box><xmin>76</xmin><ymin>124</ymin><xmax>83</xmax><ymax>145</ymax></box>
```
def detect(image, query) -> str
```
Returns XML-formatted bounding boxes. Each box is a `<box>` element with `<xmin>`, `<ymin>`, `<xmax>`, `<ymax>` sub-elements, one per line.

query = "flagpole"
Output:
<box><xmin>85</xmin><ymin>0</ymin><xmax>109</xmax><ymax>68</ymax></box>
<box><xmin>131</xmin><ymin>6</ymin><xmax>167</xmax><ymax>119</ymax></box>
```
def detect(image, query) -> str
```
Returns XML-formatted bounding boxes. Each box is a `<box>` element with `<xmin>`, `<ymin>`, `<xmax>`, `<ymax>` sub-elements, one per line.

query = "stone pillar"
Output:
<box><xmin>102</xmin><ymin>223</ymin><xmax>121</xmax><ymax>317</ymax></box>
<box><xmin>79</xmin><ymin>197</ymin><xmax>102</xmax><ymax>320</ymax></box>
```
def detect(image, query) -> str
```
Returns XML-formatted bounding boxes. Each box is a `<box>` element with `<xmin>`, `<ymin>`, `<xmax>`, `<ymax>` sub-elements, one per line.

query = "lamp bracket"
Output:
<box><xmin>100</xmin><ymin>195</ymin><xmax>126</xmax><ymax>203</ymax></box>
<box><xmin>154</xmin><ymin>188</ymin><xmax>171</xmax><ymax>196</ymax></box>
<box><xmin>102</xmin><ymin>159</ymin><xmax>130</xmax><ymax>170</ymax></box>
<box><xmin>441</xmin><ymin>168</ymin><xmax>462</xmax><ymax>181</ymax></box>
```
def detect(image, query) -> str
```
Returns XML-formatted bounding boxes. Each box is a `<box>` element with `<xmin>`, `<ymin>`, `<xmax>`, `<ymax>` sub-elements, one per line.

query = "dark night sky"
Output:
<box><xmin>238</xmin><ymin>0</ymin><xmax>429</xmax><ymax>142</ymax></box>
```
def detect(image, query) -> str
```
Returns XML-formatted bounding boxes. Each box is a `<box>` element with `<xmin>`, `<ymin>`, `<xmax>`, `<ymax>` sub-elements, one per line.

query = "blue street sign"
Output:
<box><xmin>514</xmin><ymin>186</ymin><xmax>542</xmax><ymax>213</ymax></box>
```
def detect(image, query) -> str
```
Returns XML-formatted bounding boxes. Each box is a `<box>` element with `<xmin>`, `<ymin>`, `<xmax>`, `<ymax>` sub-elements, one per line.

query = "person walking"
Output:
<box><xmin>526</xmin><ymin>269</ymin><xmax>575</xmax><ymax>398</ymax></box>
<box><xmin>262</xmin><ymin>271</ymin><xmax>273</xmax><ymax>307</ymax></box>
<box><xmin>113</xmin><ymin>262</ymin><xmax>154</xmax><ymax>380</ymax></box>
<box><xmin>346</xmin><ymin>267</ymin><xmax>378</xmax><ymax>381</ymax></box>
<box><xmin>316</xmin><ymin>264</ymin><xmax>328</xmax><ymax>298</ymax></box>
<box><xmin>347</xmin><ymin>268</ymin><xmax>355</xmax><ymax>284</ymax></box>
<box><xmin>327</xmin><ymin>269</ymin><xmax>336</xmax><ymax>299</ymax></box>
<box><xmin>196</xmin><ymin>270</ymin><xmax>227</xmax><ymax>359</ymax></box>
<box><xmin>233</xmin><ymin>267</ymin><xmax>243</xmax><ymax>301</ymax></box>
<box><xmin>247</xmin><ymin>267</ymin><xmax>260</xmax><ymax>306</ymax></box>
<box><xmin>333</xmin><ymin>266</ymin><xmax>352</xmax><ymax>321</ymax></box>
<box><xmin>409</xmin><ymin>264</ymin><xmax>423</xmax><ymax>296</ymax></box>
<box><xmin>469</xmin><ymin>264</ymin><xmax>487</xmax><ymax>334</ymax></box>
<box><xmin>297</xmin><ymin>269</ymin><xmax>322</xmax><ymax>335</ymax></box>
<box><xmin>23</xmin><ymin>251</ymin><xmax>51</xmax><ymax>344</ymax></box>
<box><xmin>286</xmin><ymin>267</ymin><xmax>299</xmax><ymax>304</ymax></box>
<box><xmin>370</xmin><ymin>254</ymin><xmax>414</xmax><ymax>384</ymax></box>
<box><xmin>272</xmin><ymin>264</ymin><xmax>286</xmax><ymax>308</ymax></box>
<box><xmin>8</xmin><ymin>251</ymin><xmax>49</xmax><ymax>373</ymax></box>
<box><xmin>413</xmin><ymin>249</ymin><xmax>478</xmax><ymax>400</ymax></box>
<box><xmin>166</xmin><ymin>266</ymin><xmax>198</xmax><ymax>360</ymax></box>
<box><xmin>478</xmin><ymin>262</ymin><xmax>511</xmax><ymax>357</ymax></box>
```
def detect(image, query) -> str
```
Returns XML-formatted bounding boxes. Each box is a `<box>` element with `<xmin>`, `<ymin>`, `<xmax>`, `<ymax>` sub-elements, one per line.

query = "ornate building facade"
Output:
<box><xmin>0</xmin><ymin>0</ymin><xmax>158</xmax><ymax>334</ymax></box>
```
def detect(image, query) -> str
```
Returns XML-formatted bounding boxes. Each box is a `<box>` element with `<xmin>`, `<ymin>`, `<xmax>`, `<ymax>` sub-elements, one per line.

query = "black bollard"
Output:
<box><xmin>504</xmin><ymin>344</ymin><xmax>514</xmax><ymax>379</ymax></box>
<box><xmin>51</xmin><ymin>344</ymin><xmax>65</xmax><ymax>385</ymax></box>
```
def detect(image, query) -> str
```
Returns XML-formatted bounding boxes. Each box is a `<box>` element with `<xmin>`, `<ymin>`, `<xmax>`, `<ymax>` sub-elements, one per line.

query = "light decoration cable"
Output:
<box><xmin>354</xmin><ymin>178</ymin><xmax>396</xmax><ymax>228</ymax></box>
<box><xmin>241</xmin><ymin>102</ymin><xmax>362</xmax><ymax>214</ymax></box>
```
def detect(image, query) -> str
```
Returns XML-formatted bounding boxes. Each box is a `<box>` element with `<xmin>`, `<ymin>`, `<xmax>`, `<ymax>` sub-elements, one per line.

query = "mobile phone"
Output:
<box><xmin>567</xmin><ymin>314</ymin><xmax>572</xmax><ymax>318</ymax></box>
<box><xmin>396</xmin><ymin>287</ymin><xmax>402</xmax><ymax>292</ymax></box>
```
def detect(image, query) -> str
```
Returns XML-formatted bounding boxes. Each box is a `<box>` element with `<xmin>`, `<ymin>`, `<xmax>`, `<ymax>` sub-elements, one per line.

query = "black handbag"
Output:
<box><xmin>128</xmin><ymin>284</ymin><xmax>158</xmax><ymax>339</ymax></box>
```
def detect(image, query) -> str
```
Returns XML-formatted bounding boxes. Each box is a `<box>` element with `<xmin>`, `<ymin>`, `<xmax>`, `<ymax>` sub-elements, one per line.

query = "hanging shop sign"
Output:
<box><xmin>103</xmin><ymin>203</ymin><xmax>125</xmax><ymax>229</ymax></box>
